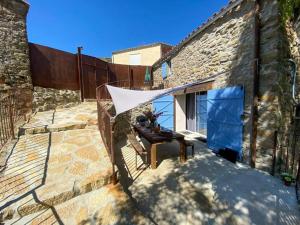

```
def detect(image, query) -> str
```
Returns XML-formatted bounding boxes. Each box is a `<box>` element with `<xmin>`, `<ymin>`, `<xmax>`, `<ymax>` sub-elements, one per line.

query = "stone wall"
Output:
<box><xmin>114</xmin><ymin>104</ymin><xmax>152</xmax><ymax>143</ymax></box>
<box><xmin>255</xmin><ymin>0</ymin><xmax>282</xmax><ymax>171</ymax></box>
<box><xmin>153</xmin><ymin>0</ymin><xmax>255</xmax><ymax>161</ymax></box>
<box><xmin>270</xmin><ymin>13</ymin><xmax>300</xmax><ymax>175</ymax></box>
<box><xmin>98</xmin><ymin>100</ymin><xmax>151</xmax><ymax>144</ymax></box>
<box><xmin>0</xmin><ymin>0</ymin><xmax>31</xmax><ymax>89</ymax></box>
<box><xmin>33</xmin><ymin>86</ymin><xmax>81</xmax><ymax>112</ymax></box>
<box><xmin>152</xmin><ymin>0</ymin><xmax>283</xmax><ymax>172</ymax></box>
<box><xmin>0</xmin><ymin>0</ymin><xmax>32</xmax><ymax>113</ymax></box>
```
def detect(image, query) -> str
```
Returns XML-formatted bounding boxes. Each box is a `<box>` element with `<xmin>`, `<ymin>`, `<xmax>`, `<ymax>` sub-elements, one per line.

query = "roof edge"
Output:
<box><xmin>21</xmin><ymin>0</ymin><xmax>30</xmax><ymax>6</ymax></box>
<box><xmin>152</xmin><ymin>0</ymin><xmax>245</xmax><ymax>69</ymax></box>
<box><xmin>112</xmin><ymin>43</ymin><xmax>173</xmax><ymax>55</ymax></box>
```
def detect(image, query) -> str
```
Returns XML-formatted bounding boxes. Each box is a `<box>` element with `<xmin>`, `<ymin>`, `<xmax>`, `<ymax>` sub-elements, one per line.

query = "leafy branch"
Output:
<box><xmin>280</xmin><ymin>0</ymin><xmax>300</xmax><ymax>23</ymax></box>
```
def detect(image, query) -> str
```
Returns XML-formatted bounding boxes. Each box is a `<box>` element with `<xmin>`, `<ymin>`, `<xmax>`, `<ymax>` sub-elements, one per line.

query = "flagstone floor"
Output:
<box><xmin>0</xmin><ymin>102</ymin><xmax>149</xmax><ymax>224</ymax></box>
<box><xmin>2</xmin><ymin>102</ymin><xmax>300</xmax><ymax>225</ymax></box>
<box><xmin>116</xmin><ymin>135</ymin><xmax>300</xmax><ymax>225</ymax></box>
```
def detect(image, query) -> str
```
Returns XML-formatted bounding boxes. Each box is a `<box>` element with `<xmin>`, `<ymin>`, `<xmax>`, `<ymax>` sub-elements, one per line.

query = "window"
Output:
<box><xmin>162</xmin><ymin>63</ymin><xmax>167</xmax><ymax>79</ymax></box>
<box><xmin>196</xmin><ymin>92</ymin><xmax>208</xmax><ymax>136</ymax></box>
<box><xmin>161</xmin><ymin>60</ymin><xmax>172</xmax><ymax>79</ymax></box>
<box><xmin>186</xmin><ymin>91</ymin><xmax>208</xmax><ymax>136</ymax></box>
<box><xmin>129</xmin><ymin>54</ymin><xmax>141</xmax><ymax>65</ymax></box>
<box><xmin>167</xmin><ymin>61</ymin><xmax>172</xmax><ymax>76</ymax></box>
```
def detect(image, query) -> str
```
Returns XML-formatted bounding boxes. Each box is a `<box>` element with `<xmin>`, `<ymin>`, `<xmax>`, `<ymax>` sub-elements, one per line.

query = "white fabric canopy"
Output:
<box><xmin>106</xmin><ymin>79</ymin><xmax>214</xmax><ymax>116</ymax></box>
<box><xmin>106</xmin><ymin>85</ymin><xmax>171</xmax><ymax>116</ymax></box>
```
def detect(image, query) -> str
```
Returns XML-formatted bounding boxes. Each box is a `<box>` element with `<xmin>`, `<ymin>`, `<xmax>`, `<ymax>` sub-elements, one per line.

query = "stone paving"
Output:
<box><xmin>2</xmin><ymin>102</ymin><xmax>300</xmax><ymax>224</ymax></box>
<box><xmin>20</xmin><ymin>103</ymin><xmax>98</xmax><ymax>135</ymax></box>
<box><xmin>116</xmin><ymin>135</ymin><xmax>300</xmax><ymax>225</ymax></box>
<box><xmin>6</xmin><ymin>184</ymin><xmax>150</xmax><ymax>225</ymax></box>
<box><xmin>0</xmin><ymin>103</ymin><xmax>115</xmax><ymax>223</ymax></box>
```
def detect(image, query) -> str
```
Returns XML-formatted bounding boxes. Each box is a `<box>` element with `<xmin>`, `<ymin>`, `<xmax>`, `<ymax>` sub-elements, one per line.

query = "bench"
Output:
<box><xmin>127</xmin><ymin>134</ymin><xmax>149</xmax><ymax>170</ymax></box>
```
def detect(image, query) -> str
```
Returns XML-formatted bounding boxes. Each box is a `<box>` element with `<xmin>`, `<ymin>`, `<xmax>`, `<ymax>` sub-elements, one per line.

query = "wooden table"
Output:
<box><xmin>133</xmin><ymin>124</ymin><xmax>186</xmax><ymax>169</ymax></box>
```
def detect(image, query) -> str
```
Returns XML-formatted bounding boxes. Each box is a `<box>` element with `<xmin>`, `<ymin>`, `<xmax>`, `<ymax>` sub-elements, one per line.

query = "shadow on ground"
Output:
<box><xmin>115</xmin><ymin>138</ymin><xmax>300</xmax><ymax>225</ymax></box>
<box><xmin>0</xmin><ymin>110</ymin><xmax>64</xmax><ymax>224</ymax></box>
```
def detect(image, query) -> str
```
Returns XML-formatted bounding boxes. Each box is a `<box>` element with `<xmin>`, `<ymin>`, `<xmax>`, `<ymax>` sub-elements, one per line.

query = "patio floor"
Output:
<box><xmin>116</xmin><ymin>135</ymin><xmax>300</xmax><ymax>225</ymax></box>
<box><xmin>2</xmin><ymin>101</ymin><xmax>300</xmax><ymax>224</ymax></box>
<box><xmin>5</xmin><ymin>184</ymin><xmax>150</xmax><ymax>225</ymax></box>
<box><xmin>0</xmin><ymin>103</ymin><xmax>114</xmax><ymax>223</ymax></box>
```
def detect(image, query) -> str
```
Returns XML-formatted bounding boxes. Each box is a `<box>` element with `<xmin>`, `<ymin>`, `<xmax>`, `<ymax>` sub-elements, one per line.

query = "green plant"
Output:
<box><xmin>281</xmin><ymin>172</ymin><xmax>296</xmax><ymax>182</ymax></box>
<box><xmin>285</xmin><ymin>176</ymin><xmax>292</xmax><ymax>182</ymax></box>
<box><xmin>280</xmin><ymin>0</ymin><xmax>300</xmax><ymax>23</ymax></box>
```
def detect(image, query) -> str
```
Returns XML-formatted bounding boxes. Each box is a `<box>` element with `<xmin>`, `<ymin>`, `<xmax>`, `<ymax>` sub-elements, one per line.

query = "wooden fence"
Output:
<box><xmin>29</xmin><ymin>43</ymin><xmax>152</xmax><ymax>99</ymax></box>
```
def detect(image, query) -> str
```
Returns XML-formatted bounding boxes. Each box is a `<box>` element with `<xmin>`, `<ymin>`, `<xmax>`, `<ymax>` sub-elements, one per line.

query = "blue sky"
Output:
<box><xmin>27</xmin><ymin>0</ymin><xmax>228</xmax><ymax>57</ymax></box>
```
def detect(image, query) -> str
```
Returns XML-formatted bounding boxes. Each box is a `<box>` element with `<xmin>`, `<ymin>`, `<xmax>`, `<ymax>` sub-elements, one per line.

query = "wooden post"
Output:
<box><xmin>106</xmin><ymin>63</ymin><xmax>109</xmax><ymax>99</ymax></box>
<box><xmin>77</xmin><ymin>47</ymin><xmax>84</xmax><ymax>102</ymax></box>
<box><xmin>110</xmin><ymin>119</ymin><xmax>117</xmax><ymax>184</ymax></box>
<box><xmin>128</xmin><ymin>65</ymin><xmax>131</xmax><ymax>89</ymax></box>
<box><xmin>8</xmin><ymin>95</ymin><xmax>15</xmax><ymax>139</ymax></box>
<box><xmin>94</xmin><ymin>61</ymin><xmax>97</xmax><ymax>98</ymax></box>
<box><xmin>151</xmin><ymin>144</ymin><xmax>158</xmax><ymax>169</ymax></box>
<box><xmin>179</xmin><ymin>140</ymin><xmax>187</xmax><ymax>163</ymax></box>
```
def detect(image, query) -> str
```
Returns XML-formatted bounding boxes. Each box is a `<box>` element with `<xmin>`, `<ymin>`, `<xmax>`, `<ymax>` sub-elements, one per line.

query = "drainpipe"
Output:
<box><xmin>249</xmin><ymin>0</ymin><xmax>261</xmax><ymax>168</ymax></box>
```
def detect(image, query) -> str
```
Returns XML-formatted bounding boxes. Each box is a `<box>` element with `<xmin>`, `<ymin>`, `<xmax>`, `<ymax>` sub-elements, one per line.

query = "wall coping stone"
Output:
<box><xmin>1</xmin><ymin>0</ymin><xmax>30</xmax><ymax>17</ymax></box>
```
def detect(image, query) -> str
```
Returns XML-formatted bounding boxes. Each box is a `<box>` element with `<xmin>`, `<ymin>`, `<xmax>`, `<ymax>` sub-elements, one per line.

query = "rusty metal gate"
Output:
<box><xmin>79</xmin><ymin>55</ymin><xmax>151</xmax><ymax>99</ymax></box>
<box><xmin>81</xmin><ymin>55</ymin><xmax>108</xmax><ymax>99</ymax></box>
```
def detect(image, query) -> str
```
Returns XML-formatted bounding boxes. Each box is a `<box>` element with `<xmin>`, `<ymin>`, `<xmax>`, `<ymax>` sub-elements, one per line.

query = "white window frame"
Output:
<box><xmin>129</xmin><ymin>53</ymin><xmax>141</xmax><ymax>65</ymax></box>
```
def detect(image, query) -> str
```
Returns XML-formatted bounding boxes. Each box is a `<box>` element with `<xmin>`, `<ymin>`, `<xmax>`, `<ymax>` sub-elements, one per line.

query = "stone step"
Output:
<box><xmin>0</xmin><ymin>128</ymin><xmax>113</xmax><ymax>222</ymax></box>
<box><xmin>19</xmin><ymin>121</ymin><xmax>88</xmax><ymax>135</ymax></box>
<box><xmin>19</xmin><ymin>104</ymin><xmax>98</xmax><ymax>135</ymax></box>
<box><xmin>4</xmin><ymin>184</ymin><xmax>151</xmax><ymax>225</ymax></box>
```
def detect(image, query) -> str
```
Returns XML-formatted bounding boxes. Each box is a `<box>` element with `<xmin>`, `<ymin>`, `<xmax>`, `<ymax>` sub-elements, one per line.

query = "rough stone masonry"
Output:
<box><xmin>0</xmin><ymin>0</ymin><xmax>32</xmax><ymax>112</ymax></box>
<box><xmin>0</xmin><ymin>0</ymin><xmax>80</xmax><ymax>112</ymax></box>
<box><xmin>32</xmin><ymin>86</ymin><xmax>81</xmax><ymax>112</ymax></box>
<box><xmin>152</xmin><ymin>0</ymin><xmax>285</xmax><ymax>172</ymax></box>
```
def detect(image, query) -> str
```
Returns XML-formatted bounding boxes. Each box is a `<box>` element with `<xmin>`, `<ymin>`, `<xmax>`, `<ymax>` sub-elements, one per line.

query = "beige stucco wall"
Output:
<box><xmin>175</xmin><ymin>95</ymin><xmax>186</xmax><ymax>131</ymax></box>
<box><xmin>112</xmin><ymin>45</ymin><xmax>162</xmax><ymax>66</ymax></box>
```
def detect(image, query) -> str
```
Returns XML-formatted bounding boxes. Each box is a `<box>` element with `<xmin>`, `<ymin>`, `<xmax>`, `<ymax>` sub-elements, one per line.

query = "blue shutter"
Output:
<box><xmin>153</xmin><ymin>95</ymin><xmax>174</xmax><ymax>130</ymax></box>
<box><xmin>207</xmin><ymin>86</ymin><xmax>244</xmax><ymax>157</ymax></box>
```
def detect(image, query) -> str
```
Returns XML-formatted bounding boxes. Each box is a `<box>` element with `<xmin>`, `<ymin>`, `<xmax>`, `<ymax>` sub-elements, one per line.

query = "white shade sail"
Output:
<box><xmin>106</xmin><ymin>78</ymin><xmax>214</xmax><ymax>116</ymax></box>
<box><xmin>106</xmin><ymin>85</ymin><xmax>171</xmax><ymax>116</ymax></box>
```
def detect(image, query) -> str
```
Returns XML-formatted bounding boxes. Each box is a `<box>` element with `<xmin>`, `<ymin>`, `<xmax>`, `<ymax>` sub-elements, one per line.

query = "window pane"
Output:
<box><xmin>162</xmin><ymin>63</ymin><xmax>167</xmax><ymax>79</ymax></box>
<box><xmin>167</xmin><ymin>61</ymin><xmax>172</xmax><ymax>76</ymax></box>
<box><xmin>129</xmin><ymin>54</ymin><xmax>141</xmax><ymax>65</ymax></box>
<box><xmin>196</xmin><ymin>92</ymin><xmax>207</xmax><ymax>136</ymax></box>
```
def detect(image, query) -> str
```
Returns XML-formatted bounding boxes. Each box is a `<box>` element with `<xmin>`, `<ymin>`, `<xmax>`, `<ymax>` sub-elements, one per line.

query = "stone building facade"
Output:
<box><xmin>0</xmin><ymin>0</ymin><xmax>32</xmax><ymax>111</ymax></box>
<box><xmin>152</xmin><ymin>0</ymin><xmax>291</xmax><ymax>173</ymax></box>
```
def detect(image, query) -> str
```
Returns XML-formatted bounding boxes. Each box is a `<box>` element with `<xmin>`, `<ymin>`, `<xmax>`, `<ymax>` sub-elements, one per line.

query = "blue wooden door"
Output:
<box><xmin>207</xmin><ymin>86</ymin><xmax>244</xmax><ymax>156</ymax></box>
<box><xmin>153</xmin><ymin>95</ymin><xmax>174</xmax><ymax>130</ymax></box>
